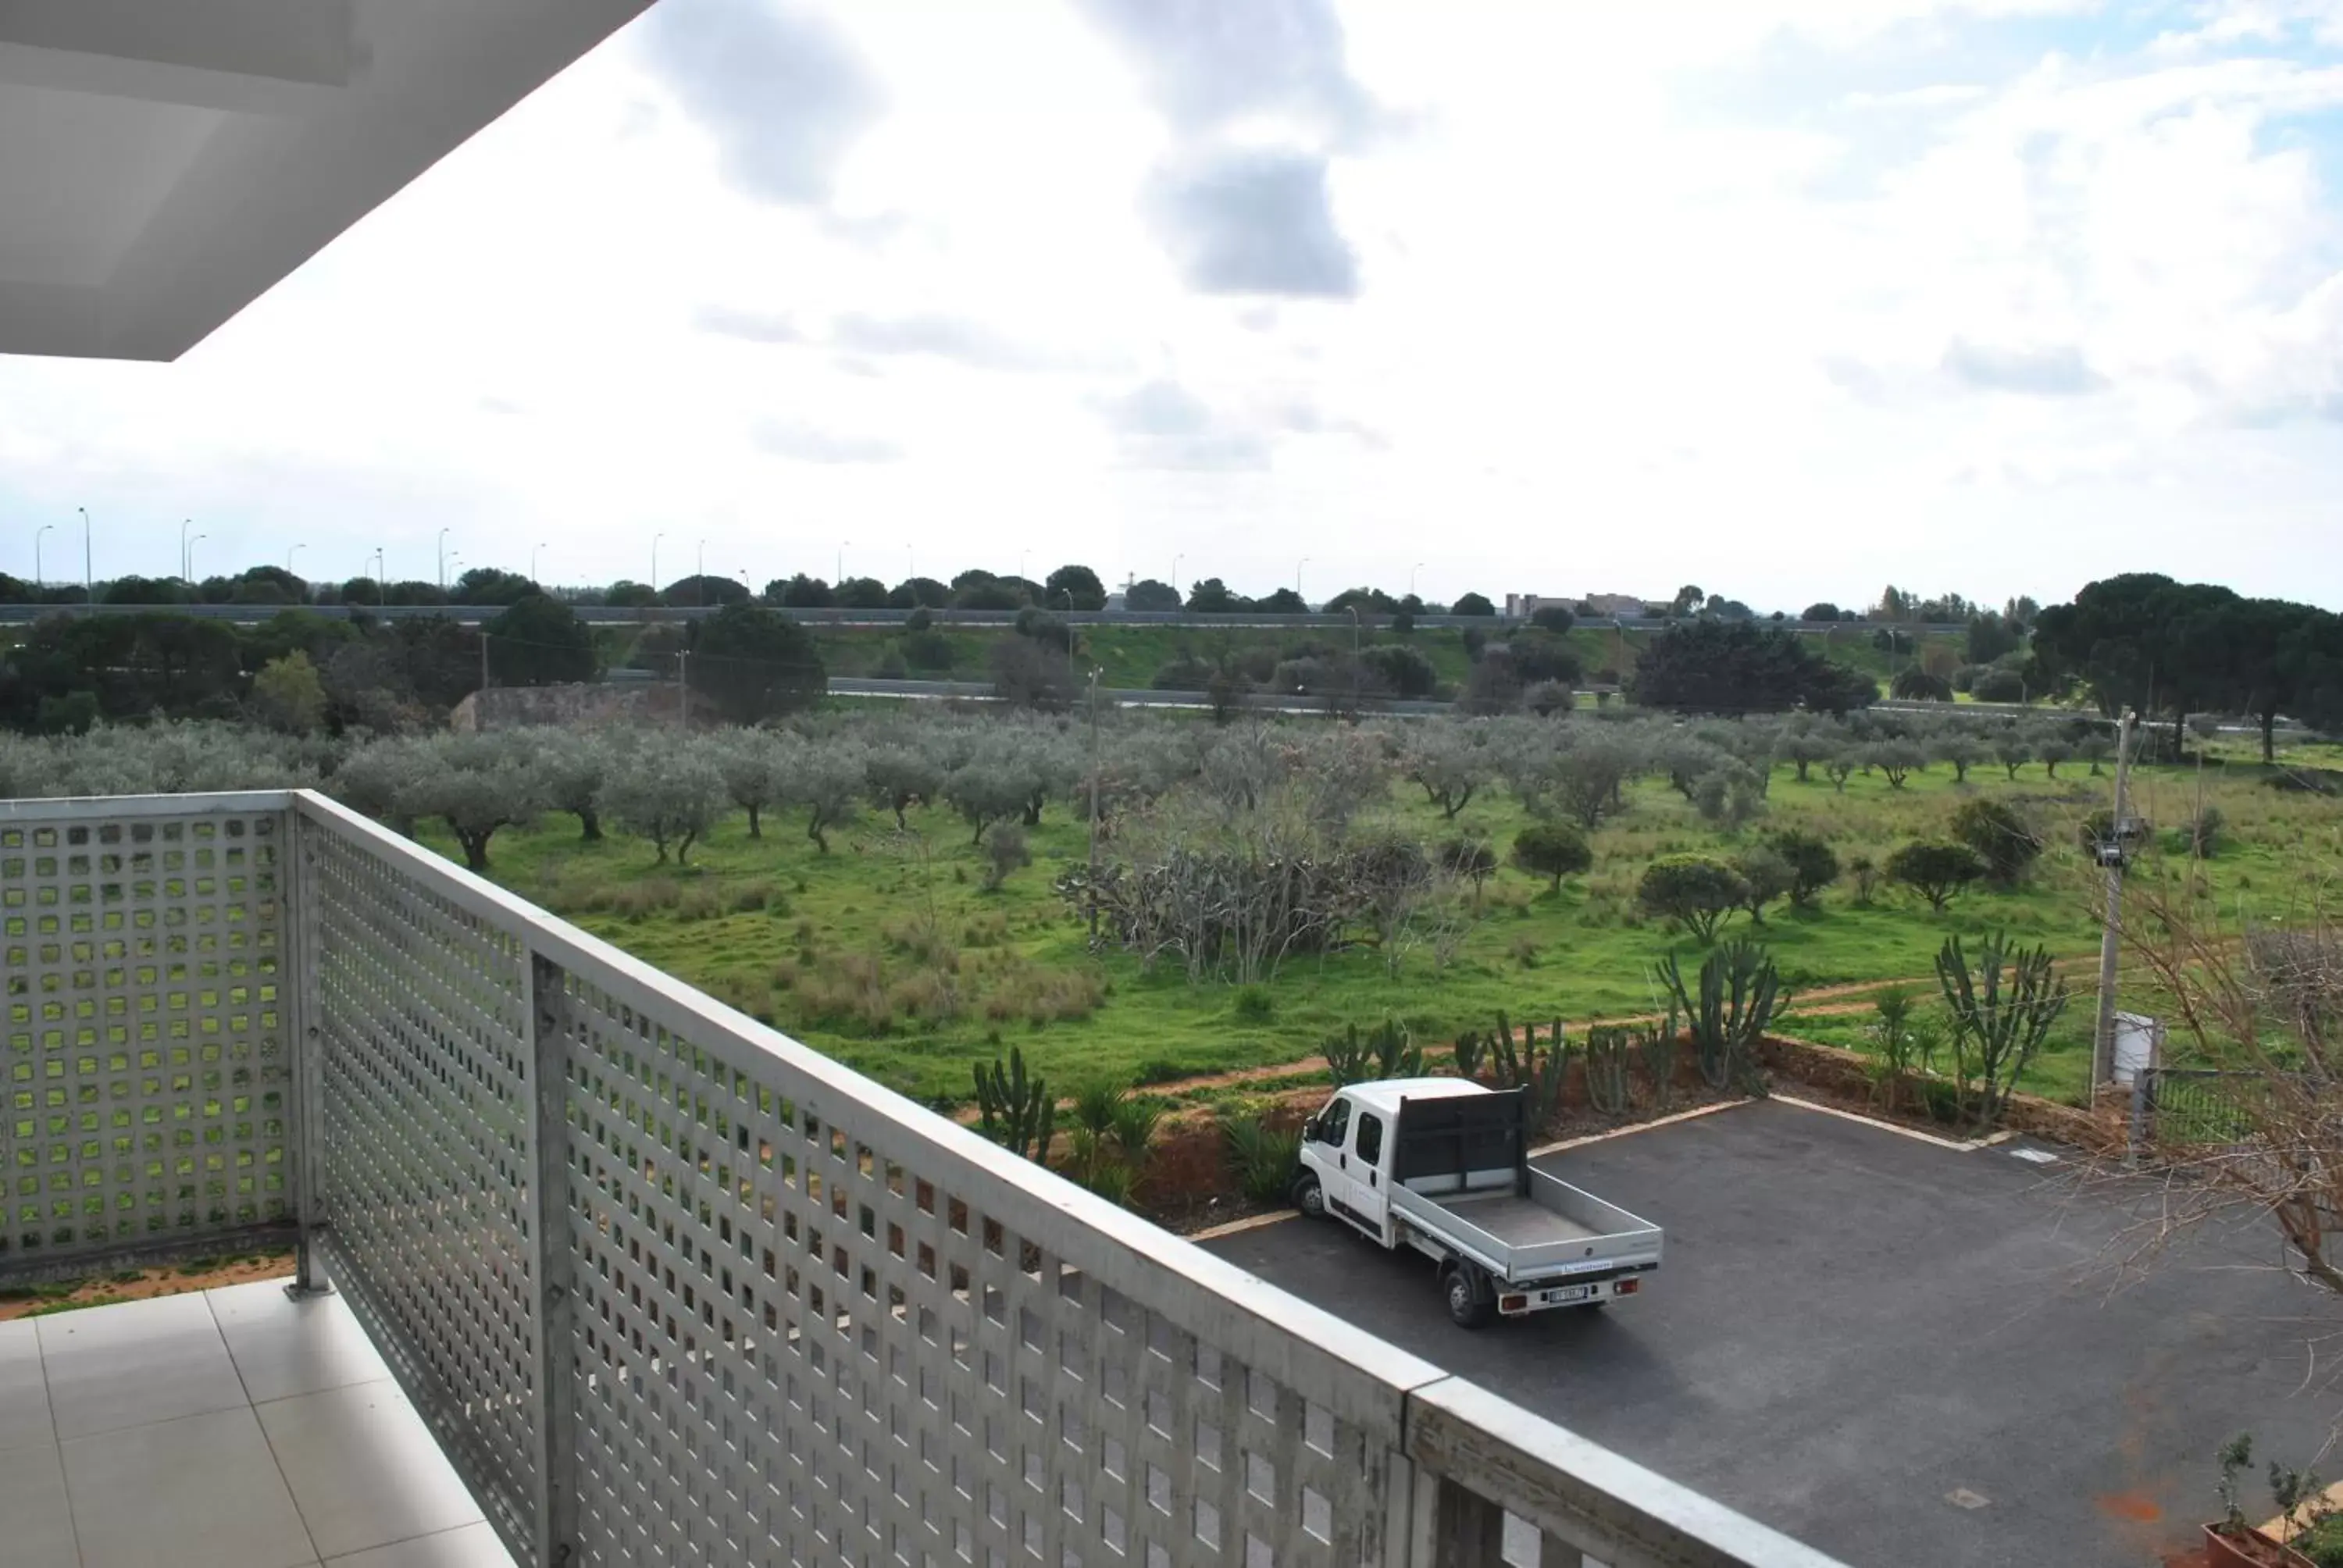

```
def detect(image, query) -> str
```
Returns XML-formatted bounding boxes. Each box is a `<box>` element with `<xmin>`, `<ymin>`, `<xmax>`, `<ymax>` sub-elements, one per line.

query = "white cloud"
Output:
<box><xmin>2</xmin><ymin>0</ymin><xmax>2342</xmax><ymax>608</ymax></box>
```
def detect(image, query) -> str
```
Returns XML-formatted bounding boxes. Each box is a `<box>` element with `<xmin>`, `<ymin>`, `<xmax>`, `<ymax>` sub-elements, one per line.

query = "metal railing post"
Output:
<box><xmin>284</xmin><ymin>806</ymin><xmax>332</xmax><ymax>1297</ymax></box>
<box><xmin>526</xmin><ymin>950</ymin><xmax>580</xmax><ymax>1568</ymax></box>
<box><xmin>2128</xmin><ymin>1068</ymin><xmax>2154</xmax><ymax>1166</ymax></box>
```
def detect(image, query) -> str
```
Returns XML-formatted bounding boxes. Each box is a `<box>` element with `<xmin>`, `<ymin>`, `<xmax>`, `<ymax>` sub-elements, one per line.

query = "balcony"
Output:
<box><xmin>2</xmin><ymin>789</ymin><xmax>1848</xmax><ymax>1568</ymax></box>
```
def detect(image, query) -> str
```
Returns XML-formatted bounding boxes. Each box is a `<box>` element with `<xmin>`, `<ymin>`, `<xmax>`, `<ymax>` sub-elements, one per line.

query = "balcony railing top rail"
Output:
<box><xmin>2</xmin><ymin>787</ymin><xmax>1847</xmax><ymax>1568</ymax></box>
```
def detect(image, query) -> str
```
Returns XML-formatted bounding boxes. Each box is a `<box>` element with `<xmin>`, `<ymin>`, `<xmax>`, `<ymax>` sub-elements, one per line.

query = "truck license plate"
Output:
<box><xmin>1544</xmin><ymin>1284</ymin><xmax>1594</xmax><ymax>1304</ymax></box>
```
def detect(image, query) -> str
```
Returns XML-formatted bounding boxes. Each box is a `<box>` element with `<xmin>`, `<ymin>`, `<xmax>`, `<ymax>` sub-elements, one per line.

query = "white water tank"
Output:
<box><xmin>2112</xmin><ymin>1013</ymin><xmax>2163</xmax><ymax>1085</ymax></box>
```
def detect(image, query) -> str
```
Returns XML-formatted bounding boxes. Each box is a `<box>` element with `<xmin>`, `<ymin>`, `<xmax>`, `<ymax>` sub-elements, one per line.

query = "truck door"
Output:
<box><xmin>1344</xmin><ymin>1109</ymin><xmax>1390</xmax><ymax>1238</ymax></box>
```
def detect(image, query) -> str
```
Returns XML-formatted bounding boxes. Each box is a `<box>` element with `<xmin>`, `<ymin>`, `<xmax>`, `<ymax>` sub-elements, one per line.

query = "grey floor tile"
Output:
<box><xmin>0</xmin><ymin>1316</ymin><xmax>55</xmax><ymax>1452</ymax></box>
<box><xmin>259</xmin><ymin>1381</ymin><xmax>485</xmax><ymax>1560</ymax></box>
<box><xmin>62</xmin><ymin>1405</ymin><xmax>319</xmax><ymax>1568</ymax></box>
<box><xmin>0</xmin><ymin>1437</ymin><xmax>80</xmax><ymax>1568</ymax></box>
<box><xmin>209</xmin><ymin>1278</ymin><xmax>389</xmax><ymax>1403</ymax></box>
<box><xmin>323</xmin><ymin>1521</ymin><xmax>517</xmax><ymax>1568</ymax></box>
<box><xmin>37</xmin><ymin>1291</ymin><xmax>248</xmax><ymax>1438</ymax></box>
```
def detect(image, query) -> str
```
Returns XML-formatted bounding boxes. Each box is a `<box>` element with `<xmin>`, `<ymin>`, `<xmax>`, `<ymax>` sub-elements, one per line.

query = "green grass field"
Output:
<box><xmin>423</xmin><ymin>736</ymin><xmax>2342</xmax><ymax>1110</ymax></box>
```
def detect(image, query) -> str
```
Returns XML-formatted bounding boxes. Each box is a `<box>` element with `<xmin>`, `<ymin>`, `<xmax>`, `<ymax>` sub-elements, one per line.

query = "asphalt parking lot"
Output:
<box><xmin>1201</xmin><ymin>1099</ymin><xmax>2332</xmax><ymax>1568</ymax></box>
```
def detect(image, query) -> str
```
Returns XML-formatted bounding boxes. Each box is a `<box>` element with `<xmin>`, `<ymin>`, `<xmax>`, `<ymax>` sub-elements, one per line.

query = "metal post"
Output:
<box><xmin>2091</xmin><ymin>710</ymin><xmax>2138</xmax><ymax>1098</ymax></box>
<box><xmin>2127</xmin><ymin>1067</ymin><xmax>2154</xmax><ymax>1167</ymax></box>
<box><xmin>524</xmin><ymin>952</ymin><xmax>580</xmax><ymax>1568</ymax></box>
<box><xmin>1086</xmin><ymin>666</ymin><xmax>1101</xmax><ymax>943</ymax></box>
<box><xmin>284</xmin><ymin>807</ymin><xmax>333</xmax><ymax>1297</ymax></box>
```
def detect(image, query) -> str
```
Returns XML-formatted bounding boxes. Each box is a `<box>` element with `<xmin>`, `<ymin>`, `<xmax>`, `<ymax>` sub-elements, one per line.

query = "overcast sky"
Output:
<box><xmin>5</xmin><ymin>0</ymin><xmax>2343</xmax><ymax>609</ymax></box>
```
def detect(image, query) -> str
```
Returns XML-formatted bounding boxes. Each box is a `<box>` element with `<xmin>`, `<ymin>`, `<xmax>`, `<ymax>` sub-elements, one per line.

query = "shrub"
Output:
<box><xmin>1733</xmin><ymin>846</ymin><xmax>1796</xmax><ymax>923</ymax></box>
<box><xmin>1890</xmin><ymin>667</ymin><xmax>1952</xmax><ymax>701</ymax></box>
<box><xmin>1529</xmin><ymin>604</ymin><xmax>1575</xmax><ymax>633</ymax></box>
<box><xmin>1950</xmin><ymin>664</ymin><xmax>1988</xmax><ymax>693</ymax></box>
<box><xmin>1231</xmin><ymin>985</ymin><xmax>1275</xmax><ymax>1023</ymax></box>
<box><xmin>1636</xmin><ymin>854</ymin><xmax>1750</xmax><ymax>942</ymax></box>
<box><xmin>1510</xmin><ymin>821</ymin><xmax>1593</xmax><ymax>893</ymax></box>
<box><xmin>1885</xmin><ymin>839</ymin><xmax>1990</xmax><ymax>911</ymax></box>
<box><xmin>1847</xmin><ymin>853</ymin><xmax>1879</xmax><ymax>904</ymax></box>
<box><xmin>1949</xmin><ymin>797</ymin><xmax>2041</xmax><ymax>886</ymax></box>
<box><xmin>1221</xmin><ymin>1110</ymin><xmax>1303</xmax><ymax>1204</ymax></box>
<box><xmin>1970</xmin><ymin>668</ymin><xmax>2026</xmax><ymax>703</ymax></box>
<box><xmin>2190</xmin><ymin>804</ymin><xmax>2224</xmax><ymax>858</ymax></box>
<box><xmin>1764</xmin><ymin>829</ymin><xmax>1840</xmax><ymax>905</ymax></box>
<box><xmin>905</xmin><ymin>605</ymin><xmax>936</xmax><ymax>633</ymax></box>
<box><xmin>982</xmin><ymin>822</ymin><xmax>1032</xmax><ymax>891</ymax></box>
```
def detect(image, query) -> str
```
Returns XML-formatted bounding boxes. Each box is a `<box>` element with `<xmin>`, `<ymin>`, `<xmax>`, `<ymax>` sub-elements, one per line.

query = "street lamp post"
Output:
<box><xmin>78</xmin><ymin>507</ymin><xmax>91</xmax><ymax>610</ymax></box>
<box><xmin>180</xmin><ymin>519</ymin><xmax>194</xmax><ymax>582</ymax></box>
<box><xmin>532</xmin><ymin>543</ymin><xmax>547</xmax><ymax>583</ymax></box>
<box><xmin>651</xmin><ymin>533</ymin><xmax>663</xmax><ymax>594</ymax></box>
<box><xmin>1346</xmin><ymin>605</ymin><xmax>1361</xmax><ymax>657</ymax></box>
<box><xmin>696</xmin><ymin>540</ymin><xmax>707</xmax><ymax>608</ymax></box>
<box><xmin>187</xmin><ymin>534</ymin><xmax>206</xmax><ymax>583</ymax></box>
<box><xmin>287</xmin><ymin>543</ymin><xmax>305</xmax><ymax>577</ymax></box>
<box><xmin>1410</xmin><ymin>561</ymin><xmax>1424</xmax><ymax>599</ymax></box>
<box><xmin>837</xmin><ymin>540</ymin><xmax>851</xmax><ymax>585</ymax></box>
<box><xmin>371</xmin><ymin>549</ymin><xmax>386</xmax><ymax>608</ymax></box>
<box><xmin>1172</xmin><ymin>554</ymin><xmax>1182</xmax><ymax>595</ymax></box>
<box><xmin>437</xmin><ymin>527</ymin><xmax>451</xmax><ymax>595</ymax></box>
<box><xmin>1296</xmin><ymin>557</ymin><xmax>1309</xmax><ymax>601</ymax></box>
<box><xmin>35</xmin><ymin>523</ymin><xmax>52</xmax><ymax>589</ymax></box>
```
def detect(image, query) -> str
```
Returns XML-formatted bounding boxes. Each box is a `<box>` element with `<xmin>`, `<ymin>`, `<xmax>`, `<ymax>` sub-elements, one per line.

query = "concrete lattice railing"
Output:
<box><xmin>2</xmin><ymin>789</ymin><xmax>1847</xmax><ymax>1568</ymax></box>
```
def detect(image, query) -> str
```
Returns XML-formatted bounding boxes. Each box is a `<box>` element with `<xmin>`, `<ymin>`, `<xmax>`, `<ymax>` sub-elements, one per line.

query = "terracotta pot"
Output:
<box><xmin>2203</xmin><ymin>1523</ymin><xmax>2317</xmax><ymax>1568</ymax></box>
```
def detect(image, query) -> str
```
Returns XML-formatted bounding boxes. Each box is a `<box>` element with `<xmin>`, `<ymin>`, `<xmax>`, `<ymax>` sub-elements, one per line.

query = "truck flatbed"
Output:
<box><xmin>1439</xmin><ymin>1192</ymin><xmax>1604</xmax><ymax>1245</ymax></box>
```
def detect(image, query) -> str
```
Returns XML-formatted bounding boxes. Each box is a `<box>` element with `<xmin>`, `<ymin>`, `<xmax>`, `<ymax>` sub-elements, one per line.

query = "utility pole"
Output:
<box><xmin>1086</xmin><ymin>665</ymin><xmax>1102</xmax><ymax>944</ymax></box>
<box><xmin>2090</xmin><ymin>710</ymin><xmax>2139</xmax><ymax>1098</ymax></box>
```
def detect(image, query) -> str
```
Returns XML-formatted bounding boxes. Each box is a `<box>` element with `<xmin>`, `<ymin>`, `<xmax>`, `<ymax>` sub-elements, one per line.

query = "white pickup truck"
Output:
<box><xmin>1291</xmin><ymin>1078</ymin><xmax>1664</xmax><ymax>1328</ymax></box>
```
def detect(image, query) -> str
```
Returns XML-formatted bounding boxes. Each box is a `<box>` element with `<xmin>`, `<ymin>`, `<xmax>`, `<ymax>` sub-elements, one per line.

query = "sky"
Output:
<box><xmin>5</xmin><ymin>0</ymin><xmax>2343</xmax><ymax>611</ymax></box>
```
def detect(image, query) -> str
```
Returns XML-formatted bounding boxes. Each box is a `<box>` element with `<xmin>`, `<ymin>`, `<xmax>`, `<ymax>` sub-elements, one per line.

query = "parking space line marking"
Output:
<box><xmin>1528</xmin><ymin>1098</ymin><xmax>1753</xmax><ymax>1159</ymax></box>
<box><xmin>1773</xmin><ymin>1095</ymin><xmax>2019</xmax><ymax>1152</ymax></box>
<box><xmin>1186</xmin><ymin>1209</ymin><xmax>1299</xmax><ymax>1241</ymax></box>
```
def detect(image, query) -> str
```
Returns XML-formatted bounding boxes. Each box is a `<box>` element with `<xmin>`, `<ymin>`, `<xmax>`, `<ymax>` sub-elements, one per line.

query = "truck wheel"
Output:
<box><xmin>1444</xmin><ymin>1266</ymin><xmax>1493</xmax><ymax>1330</ymax></box>
<box><xmin>1290</xmin><ymin>1173</ymin><xmax>1326</xmax><ymax>1220</ymax></box>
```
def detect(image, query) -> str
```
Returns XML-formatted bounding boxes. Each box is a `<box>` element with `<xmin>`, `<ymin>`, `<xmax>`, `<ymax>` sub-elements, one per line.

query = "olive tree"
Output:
<box><xmin>401</xmin><ymin>733</ymin><xmax>545</xmax><ymax>872</ymax></box>
<box><xmin>537</xmin><ymin>730</ymin><xmax>612</xmax><ymax>841</ymax></box>
<box><xmin>710</xmin><ymin>729</ymin><xmax>790</xmax><ymax>838</ymax></box>
<box><xmin>600</xmin><ymin>745</ymin><xmax>727</xmax><ymax>864</ymax></box>
<box><xmin>865</xmin><ymin>743</ymin><xmax>945</xmax><ymax>829</ymax></box>
<box><xmin>1401</xmin><ymin>722</ymin><xmax>1500</xmax><ymax>820</ymax></box>
<box><xmin>778</xmin><ymin>736</ymin><xmax>868</xmax><ymax>853</ymax></box>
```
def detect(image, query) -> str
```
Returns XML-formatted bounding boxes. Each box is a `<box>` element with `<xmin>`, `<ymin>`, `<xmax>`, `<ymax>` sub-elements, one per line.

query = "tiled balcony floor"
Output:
<box><xmin>0</xmin><ymin>1279</ymin><xmax>515</xmax><ymax>1568</ymax></box>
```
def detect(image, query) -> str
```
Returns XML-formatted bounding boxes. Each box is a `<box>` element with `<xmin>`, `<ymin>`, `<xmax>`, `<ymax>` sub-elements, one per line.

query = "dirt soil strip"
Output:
<box><xmin>0</xmin><ymin>1250</ymin><xmax>294</xmax><ymax>1323</ymax></box>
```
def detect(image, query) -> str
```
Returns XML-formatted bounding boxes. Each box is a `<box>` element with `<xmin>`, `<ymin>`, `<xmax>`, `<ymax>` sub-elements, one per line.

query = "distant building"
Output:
<box><xmin>1503</xmin><ymin>592</ymin><xmax>1646</xmax><ymax>618</ymax></box>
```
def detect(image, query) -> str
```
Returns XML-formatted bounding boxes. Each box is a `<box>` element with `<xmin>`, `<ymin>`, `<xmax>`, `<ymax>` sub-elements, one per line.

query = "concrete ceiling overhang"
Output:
<box><xmin>0</xmin><ymin>0</ymin><xmax>657</xmax><ymax>361</ymax></box>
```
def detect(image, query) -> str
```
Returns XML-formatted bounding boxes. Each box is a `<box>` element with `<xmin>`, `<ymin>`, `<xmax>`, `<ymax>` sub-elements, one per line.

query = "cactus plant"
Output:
<box><xmin>1486</xmin><ymin>1012</ymin><xmax>1571</xmax><ymax>1125</ymax></box>
<box><xmin>974</xmin><ymin>1048</ymin><xmax>1056</xmax><ymax>1164</ymax></box>
<box><xmin>1656</xmin><ymin>939</ymin><xmax>1787</xmax><ymax>1097</ymax></box>
<box><xmin>1584</xmin><ymin>1025</ymin><xmax>1635</xmax><ymax>1116</ymax></box>
<box><xmin>1933</xmin><ymin>931</ymin><xmax>2068</xmax><ymax>1131</ymax></box>
<box><xmin>1450</xmin><ymin>1029</ymin><xmax>1487</xmax><ymax>1082</ymax></box>
<box><xmin>1323</xmin><ymin>1018</ymin><xmax>1423</xmax><ymax>1088</ymax></box>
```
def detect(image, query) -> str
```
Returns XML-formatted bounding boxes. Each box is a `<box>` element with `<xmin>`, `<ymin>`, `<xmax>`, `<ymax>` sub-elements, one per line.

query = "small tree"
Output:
<box><xmin>1930</xmin><ymin>729</ymin><xmax>1983</xmax><ymax>782</ymax></box>
<box><xmin>982</xmin><ymin>821</ymin><xmax>1032</xmax><ymax>891</ymax></box>
<box><xmin>1866</xmin><ymin>739</ymin><xmax>1924</xmax><ymax>789</ymax></box>
<box><xmin>1511</xmin><ymin>821</ymin><xmax>1592</xmax><ymax>893</ymax></box>
<box><xmin>1765</xmin><ymin>829</ymin><xmax>1840</xmax><ymax>906</ymax></box>
<box><xmin>1949</xmin><ymin>796</ymin><xmax>2041</xmax><ymax>887</ymax></box>
<box><xmin>401</xmin><ymin>735</ymin><xmax>544</xmax><ymax>872</ymax></box>
<box><xmin>1637</xmin><ymin>854</ymin><xmax>1750</xmax><ymax>942</ymax></box>
<box><xmin>251</xmin><ymin>651</ymin><xmax>327</xmax><ymax>734</ymax></box>
<box><xmin>1890</xmin><ymin>666</ymin><xmax>1952</xmax><ymax>701</ymax></box>
<box><xmin>600</xmin><ymin>748</ymin><xmax>726</xmax><ymax>864</ymax></box>
<box><xmin>1992</xmin><ymin>735</ymin><xmax>2033</xmax><ymax>779</ymax></box>
<box><xmin>1450</xmin><ymin>592</ymin><xmax>1496</xmax><ymax>616</ymax></box>
<box><xmin>1846</xmin><ymin>852</ymin><xmax>1879</xmax><ymax>904</ymax></box>
<box><xmin>1885</xmin><ymin>839</ymin><xmax>1988</xmax><ymax>911</ymax></box>
<box><xmin>1734</xmin><ymin>846</ymin><xmax>1796</xmax><ymax>924</ymax></box>
<box><xmin>778</xmin><ymin>737</ymin><xmax>868</xmax><ymax>853</ymax></box>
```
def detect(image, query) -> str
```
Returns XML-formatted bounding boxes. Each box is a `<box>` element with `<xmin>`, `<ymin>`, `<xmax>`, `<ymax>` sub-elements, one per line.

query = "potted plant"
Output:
<box><xmin>2205</xmin><ymin>1436</ymin><xmax>2318</xmax><ymax>1568</ymax></box>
